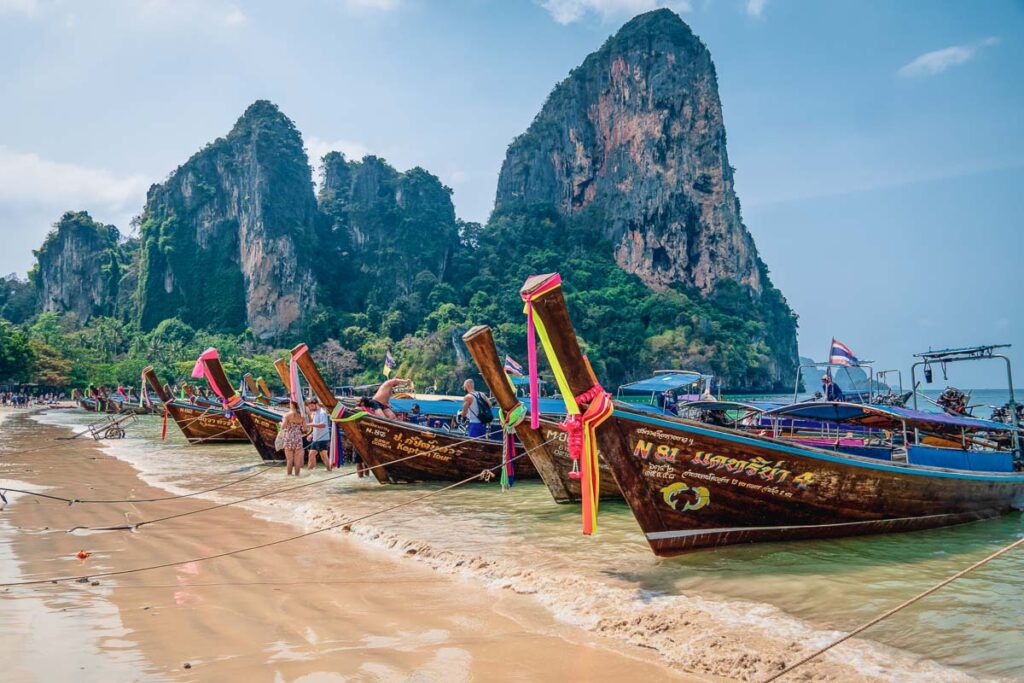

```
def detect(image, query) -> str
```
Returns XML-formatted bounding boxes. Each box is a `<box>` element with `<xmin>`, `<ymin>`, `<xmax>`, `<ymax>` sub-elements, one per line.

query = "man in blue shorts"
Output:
<box><xmin>306</xmin><ymin>398</ymin><xmax>333</xmax><ymax>471</ymax></box>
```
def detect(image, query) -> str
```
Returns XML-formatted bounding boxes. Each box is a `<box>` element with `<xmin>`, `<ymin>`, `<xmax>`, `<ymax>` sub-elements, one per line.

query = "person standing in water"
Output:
<box><xmin>459</xmin><ymin>379</ymin><xmax>493</xmax><ymax>439</ymax></box>
<box><xmin>305</xmin><ymin>398</ymin><xmax>333</xmax><ymax>471</ymax></box>
<box><xmin>281</xmin><ymin>400</ymin><xmax>307</xmax><ymax>476</ymax></box>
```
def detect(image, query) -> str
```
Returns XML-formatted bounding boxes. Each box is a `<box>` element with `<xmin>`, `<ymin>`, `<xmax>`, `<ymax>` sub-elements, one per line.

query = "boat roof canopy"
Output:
<box><xmin>618</xmin><ymin>371</ymin><xmax>703</xmax><ymax>394</ymax></box>
<box><xmin>680</xmin><ymin>399</ymin><xmax>782</xmax><ymax>413</ymax></box>
<box><xmin>764</xmin><ymin>401</ymin><xmax>1016</xmax><ymax>433</ymax></box>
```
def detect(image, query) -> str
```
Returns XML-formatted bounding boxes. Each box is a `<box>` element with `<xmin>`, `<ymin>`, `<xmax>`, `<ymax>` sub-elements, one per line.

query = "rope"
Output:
<box><xmin>45</xmin><ymin>432</ymin><xmax>544</xmax><ymax>532</ymax></box>
<box><xmin>0</xmin><ymin>444</ymin><xmax>548</xmax><ymax>587</ymax></box>
<box><xmin>763</xmin><ymin>535</ymin><xmax>1024</xmax><ymax>682</ymax></box>
<box><xmin>2</xmin><ymin>466</ymin><xmax>270</xmax><ymax>506</ymax></box>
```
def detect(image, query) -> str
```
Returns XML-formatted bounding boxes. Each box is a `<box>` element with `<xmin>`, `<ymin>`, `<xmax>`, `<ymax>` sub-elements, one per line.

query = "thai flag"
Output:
<box><xmin>503</xmin><ymin>354</ymin><xmax>525</xmax><ymax>376</ymax></box>
<box><xmin>383</xmin><ymin>350</ymin><xmax>397</xmax><ymax>377</ymax></box>
<box><xmin>829</xmin><ymin>338</ymin><xmax>859</xmax><ymax>366</ymax></box>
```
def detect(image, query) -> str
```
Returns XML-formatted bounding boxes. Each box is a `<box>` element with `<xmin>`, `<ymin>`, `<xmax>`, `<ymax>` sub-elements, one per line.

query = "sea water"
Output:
<box><xmin>31</xmin><ymin>400</ymin><xmax>1024</xmax><ymax>680</ymax></box>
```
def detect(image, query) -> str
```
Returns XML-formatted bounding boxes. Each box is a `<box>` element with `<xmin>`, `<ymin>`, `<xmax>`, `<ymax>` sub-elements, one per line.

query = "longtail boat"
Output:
<box><xmin>193</xmin><ymin>351</ymin><xmax>284</xmax><ymax>462</ymax></box>
<box><xmin>142</xmin><ymin>366</ymin><xmax>249</xmax><ymax>444</ymax></box>
<box><xmin>519</xmin><ymin>272</ymin><xmax>1024</xmax><ymax>555</ymax></box>
<box><xmin>290</xmin><ymin>343</ymin><xmax>539</xmax><ymax>484</ymax></box>
<box><xmin>462</xmin><ymin>324</ymin><xmax>623</xmax><ymax>502</ymax></box>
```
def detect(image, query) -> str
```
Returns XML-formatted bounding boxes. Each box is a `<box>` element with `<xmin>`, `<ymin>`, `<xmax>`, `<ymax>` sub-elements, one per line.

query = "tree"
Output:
<box><xmin>0</xmin><ymin>320</ymin><xmax>34</xmax><ymax>382</ymax></box>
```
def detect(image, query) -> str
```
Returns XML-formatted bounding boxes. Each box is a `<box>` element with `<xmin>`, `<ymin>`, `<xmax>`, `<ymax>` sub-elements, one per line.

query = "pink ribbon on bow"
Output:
<box><xmin>521</xmin><ymin>273</ymin><xmax>562</xmax><ymax>429</ymax></box>
<box><xmin>191</xmin><ymin>347</ymin><xmax>226</xmax><ymax>400</ymax></box>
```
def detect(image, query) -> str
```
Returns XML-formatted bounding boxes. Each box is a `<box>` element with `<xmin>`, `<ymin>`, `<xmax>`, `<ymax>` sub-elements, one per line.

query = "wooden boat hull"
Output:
<box><xmin>163</xmin><ymin>401</ymin><xmax>249</xmax><ymax>444</ymax></box>
<box><xmin>534</xmin><ymin>419</ymin><xmax>623</xmax><ymax>501</ymax></box>
<box><xmin>339</xmin><ymin>413</ymin><xmax>539</xmax><ymax>484</ymax></box>
<box><xmin>605</xmin><ymin>411</ymin><xmax>1024</xmax><ymax>555</ymax></box>
<box><xmin>231</xmin><ymin>403</ymin><xmax>285</xmax><ymax>462</ymax></box>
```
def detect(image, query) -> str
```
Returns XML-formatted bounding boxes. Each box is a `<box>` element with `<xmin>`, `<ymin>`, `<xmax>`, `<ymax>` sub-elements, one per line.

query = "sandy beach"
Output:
<box><xmin>0</xmin><ymin>408</ymin><xmax>704</xmax><ymax>682</ymax></box>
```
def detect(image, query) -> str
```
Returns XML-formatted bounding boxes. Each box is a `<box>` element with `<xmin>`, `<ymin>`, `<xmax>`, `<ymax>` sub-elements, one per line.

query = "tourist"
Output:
<box><xmin>459</xmin><ymin>379</ymin><xmax>493</xmax><ymax>438</ymax></box>
<box><xmin>305</xmin><ymin>398</ymin><xmax>332</xmax><ymax>471</ymax></box>
<box><xmin>357</xmin><ymin>395</ymin><xmax>387</xmax><ymax>416</ymax></box>
<box><xmin>280</xmin><ymin>400</ymin><xmax>307</xmax><ymax>476</ymax></box>
<box><xmin>408</xmin><ymin>403</ymin><xmax>424</xmax><ymax>425</ymax></box>
<box><xmin>371</xmin><ymin>377</ymin><xmax>411</xmax><ymax>419</ymax></box>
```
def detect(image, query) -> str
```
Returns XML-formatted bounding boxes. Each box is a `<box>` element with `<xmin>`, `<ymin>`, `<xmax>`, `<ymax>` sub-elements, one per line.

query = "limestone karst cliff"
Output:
<box><xmin>136</xmin><ymin>100</ymin><xmax>318</xmax><ymax>338</ymax></box>
<box><xmin>494</xmin><ymin>9</ymin><xmax>797</xmax><ymax>387</ymax></box>
<box><xmin>496</xmin><ymin>9</ymin><xmax>762</xmax><ymax>296</ymax></box>
<box><xmin>32</xmin><ymin>211</ymin><xmax>125</xmax><ymax>322</ymax></box>
<box><xmin>318</xmin><ymin>152</ymin><xmax>460</xmax><ymax>315</ymax></box>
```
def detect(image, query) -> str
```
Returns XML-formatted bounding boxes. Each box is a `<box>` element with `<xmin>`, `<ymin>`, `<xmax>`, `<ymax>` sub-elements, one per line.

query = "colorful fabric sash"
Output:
<box><xmin>521</xmin><ymin>273</ymin><xmax>563</xmax><ymax>429</ymax></box>
<box><xmin>288</xmin><ymin>356</ymin><xmax>307</xmax><ymax>419</ymax></box>
<box><xmin>498</xmin><ymin>403</ymin><xmax>526</xmax><ymax>490</ymax></box>
<box><xmin>191</xmin><ymin>348</ymin><xmax>226</xmax><ymax>400</ymax></box>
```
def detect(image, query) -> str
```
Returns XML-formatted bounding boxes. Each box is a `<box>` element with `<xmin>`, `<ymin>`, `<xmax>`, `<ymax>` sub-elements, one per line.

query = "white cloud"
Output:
<box><xmin>224</xmin><ymin>6</ymin><xmax>246</xmax><ymax>26</ymax></box>
<box><xmin>745</xmin><ymin>0</ymin><xmax>766</xmax><ymax>18</ymax></box>
<box><xmin>0</xmin><ymin>146</ymin><xmax>149</xmax><ymax>212</ymax></box>
<box><xmin>0</xmin><ymin>0</ymin><xmax>37</xmax><ymax>16</ymax></box>
<box><xmin>341</xmin><ymin>0</ymin><xmax>401</xmax><ymax>10</ymax></box>
<box><xmin>539</xmin><ymin>0</ymin><xmax>690</xmax><ymax>25</ymax></box>
<box><xmin>897</xmin><ymin>37</ymin><xmax>998</xmax><ymax>78</ymax></box>
<box><xmin>306</xmin><ymin>136</ymin><xmax>372</xmax><ymax>166</ymax></box>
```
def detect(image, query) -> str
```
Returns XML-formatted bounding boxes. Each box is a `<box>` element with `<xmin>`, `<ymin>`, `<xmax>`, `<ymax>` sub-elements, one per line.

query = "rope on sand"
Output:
<box><xmin>68</xmin><ymin>433</ymin><xmax>532</xmax><ymax>532</ymax></box>
<box><xmin>0</xmin><ymin>444</ymin><xmax>550</xmax><ymax>587</ymax></box>
<box><xmin>763</xmin><ymin>535</ymin><xmax>1024</xmax><ymax>682</ymax></box>
<box><xmin>2</xmin><ymin>466</ymin><xmax>270</xmax><ymax>508</ymax></box>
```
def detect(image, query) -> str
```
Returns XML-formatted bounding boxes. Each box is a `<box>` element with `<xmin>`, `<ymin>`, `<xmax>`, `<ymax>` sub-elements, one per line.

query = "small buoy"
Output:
<box><xmin>76</xmin><ymin>550</ymin><xmax>91</xmax><ymax>560</ymax></box>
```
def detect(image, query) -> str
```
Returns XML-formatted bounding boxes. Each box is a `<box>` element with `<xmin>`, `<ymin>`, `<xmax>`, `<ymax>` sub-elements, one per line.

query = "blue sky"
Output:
<box><xmin>0</xmin><ymin>0</ymin><xmax>1021</xmax><ymax>387</ymax></box>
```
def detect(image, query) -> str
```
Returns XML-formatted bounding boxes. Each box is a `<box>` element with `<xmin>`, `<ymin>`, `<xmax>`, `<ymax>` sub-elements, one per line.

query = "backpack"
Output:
<box><xmin>473</xmin><ymin>392</ymin><xmax>494</xmax><ymax>424</ymax></box>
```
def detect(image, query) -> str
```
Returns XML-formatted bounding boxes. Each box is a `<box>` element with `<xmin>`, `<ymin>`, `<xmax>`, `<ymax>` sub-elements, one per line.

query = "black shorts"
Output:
<box><xmin>309</xmin><ymin>439</ymin><xmax>329</xmax><ymax>452</ymax></box>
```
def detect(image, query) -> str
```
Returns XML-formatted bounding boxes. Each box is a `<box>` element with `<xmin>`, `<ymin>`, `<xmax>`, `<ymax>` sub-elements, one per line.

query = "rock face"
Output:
<box><xmin>495</xmin><ymin>9</ymin><xmax>761</xmax><ymax>296</ymax></box>
<box><xmin>136</xmin><ymin>100</ymin><xmax>318</xmax><ymax>338</ymax></box>
<box><xmin>318</xmin><ymin>152</ymin><xmax>459</xmax><ymax>310</ymax></box>
<box><xmin>494</xmin><ymin>9</ymin><xmax>798</xmax><ymax>389</ymax></box>
<box><xmin>32</xmin><ymin>211</ymin><xmax>124</xmax><ymax>321</ymax></box>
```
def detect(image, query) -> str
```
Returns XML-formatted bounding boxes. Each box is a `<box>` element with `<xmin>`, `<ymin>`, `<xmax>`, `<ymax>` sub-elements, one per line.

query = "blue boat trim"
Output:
<box><xmin>645</xmin><ymin>512</ymin><xmax>969</xmax><ymax>540</ymax></box>
<box><xmin>619</xmin><ymin>410</ymin><xmax>1024</xmax><ymax>482</ymax></box>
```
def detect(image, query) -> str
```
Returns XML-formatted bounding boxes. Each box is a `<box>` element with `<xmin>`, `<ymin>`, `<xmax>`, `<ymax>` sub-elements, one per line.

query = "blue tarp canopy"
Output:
<box><xmin>618</xmin><ymin>372</ymin><xmax>703</xmax><ymax>394</ymax></box>
<box><xmin>764</xmin><ymin>401</ymin><xmax>1016</xmax><ymax>433</ymax></box>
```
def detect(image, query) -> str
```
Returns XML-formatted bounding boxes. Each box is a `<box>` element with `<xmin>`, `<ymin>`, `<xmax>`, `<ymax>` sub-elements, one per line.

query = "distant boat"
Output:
<box><xmin>518</xmin><ymin>272</ymin><xmax>1024</xmax><ymax>556</ymax></box>
<box><xmin>142</xmin><ymin>366</ymin><xmax>249</xmax><ymax>444</ymax></box>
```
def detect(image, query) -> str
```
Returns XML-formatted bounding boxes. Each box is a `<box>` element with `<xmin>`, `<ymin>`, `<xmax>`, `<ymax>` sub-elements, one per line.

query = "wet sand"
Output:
<box><xmin>0</xmin><ymin>409</ymin><xmax>705</xmax><ymax>682</ymax></box>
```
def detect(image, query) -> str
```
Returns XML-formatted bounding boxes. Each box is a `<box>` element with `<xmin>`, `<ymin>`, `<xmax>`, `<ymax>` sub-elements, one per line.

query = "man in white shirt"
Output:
<box><xmin>306</xmin><ymin>398</ymin><xmax>333</xmax><ymax>471</ymax></box>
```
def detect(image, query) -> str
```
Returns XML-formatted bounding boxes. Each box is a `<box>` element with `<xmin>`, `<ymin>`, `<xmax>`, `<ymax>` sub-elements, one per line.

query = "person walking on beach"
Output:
<box><xmin>459</xmin><ymin>379</ymin><xmax>493</xmax><ymax>439</ymax></box>
<box><xmin>305</xmin><ymin>398</ymin><xmax>333</xmax><ymax>471</ymax></box>
<box><xmin>281</xmin><ymin>401</ymin><xmax>307</xmax><ymax>476</ymax></box>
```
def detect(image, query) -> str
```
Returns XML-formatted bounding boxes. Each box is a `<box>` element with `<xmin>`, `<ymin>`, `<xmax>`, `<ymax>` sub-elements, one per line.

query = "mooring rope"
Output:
<box><xmin>0</xmin><ymin>445</ymin><xmax>547</xmax><ymax>587</ymax></box>
<box><xmin>2</xmin><ymin>465</ymin><xmax>270</xmax><ymax>508</ymax></box>
<box><xmin>68</xmin><ymin>434</ymin><xmax>546</xmax><ymax>533</ymax></box>
<box><xmin>763</xmin><ymin>534</ymin><xmax>1024</xmax><ymax>681</ymax></box>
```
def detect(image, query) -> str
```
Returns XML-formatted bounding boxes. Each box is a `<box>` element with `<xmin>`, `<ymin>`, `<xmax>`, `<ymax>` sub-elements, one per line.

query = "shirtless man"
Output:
<box><xmin>370</xmin><ymin>377</ymin><xmax>411</xmax><ymax>419</ymax></box>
